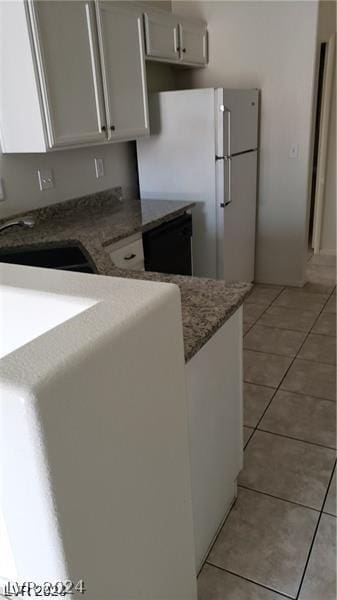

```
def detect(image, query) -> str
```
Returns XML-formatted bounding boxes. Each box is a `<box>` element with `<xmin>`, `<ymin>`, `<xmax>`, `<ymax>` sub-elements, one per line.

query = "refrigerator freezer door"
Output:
<box><xmin>216</xmin><ymin>151</ymin><xmax>257</xmax><ymax>282</ymax></box>
<box><xmin>137</xmin><ymin>88</ymin><xmax>217</xmax><ymax>278</ymax></box>
<box><xmin>216</xmin><ymin>89</ymin><xmax>259</xmax><ymax>157</ymax></box>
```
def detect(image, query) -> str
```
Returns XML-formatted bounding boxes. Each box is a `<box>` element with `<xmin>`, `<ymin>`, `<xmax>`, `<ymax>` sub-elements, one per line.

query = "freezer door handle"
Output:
<box><xmin>225</xmin><ymin>106</ymin><xmax>231</xmax><ymax>157</ymax></box>
<box><xmin>220</xmin><ymin>104</ymin><xmax>232</xmax><ymax>156</ymax></box>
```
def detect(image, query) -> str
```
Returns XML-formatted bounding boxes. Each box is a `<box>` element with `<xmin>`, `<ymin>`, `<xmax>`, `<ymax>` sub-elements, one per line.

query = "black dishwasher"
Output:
<box><xmin>142</xmin><ymin>213</ymin><xmax>192</xmax><ymax>276</ymax></box>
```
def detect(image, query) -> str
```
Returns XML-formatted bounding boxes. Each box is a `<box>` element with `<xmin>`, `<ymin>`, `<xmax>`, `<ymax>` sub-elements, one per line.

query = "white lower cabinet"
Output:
<box><xmin>106</xmin><ymin>233</ymin><xmax>145</xmax><ymax>271</ymax></box>
<box><xmin>185</xmin><ymin>308</ymin><xmax>243</xmax><ymax>570</ymax></box>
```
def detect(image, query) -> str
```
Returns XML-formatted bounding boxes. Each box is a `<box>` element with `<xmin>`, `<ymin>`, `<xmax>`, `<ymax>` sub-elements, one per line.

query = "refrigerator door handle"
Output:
<box><xmin>224</xmin><ymin>155</ymin><xmax>232</xmax><ymax>207</ymax></box>
<box><xmin>225</xmin><ymin>105</ymin><xmax>231</xmax><ymax>157</ymax></box>
<box><xmin>218</xmin><ymin>105</ymin><xmax>232</xmax><ymax>208</ymax></box>
<box><xmin>219</xmin><ymin>155</ymin><xmax>232</xmax><ymax>208</ymax></box>
<box><xmin>219</xmin><ymin>104</ymin><xmax>231</xmax><ymax>156</ymax></box>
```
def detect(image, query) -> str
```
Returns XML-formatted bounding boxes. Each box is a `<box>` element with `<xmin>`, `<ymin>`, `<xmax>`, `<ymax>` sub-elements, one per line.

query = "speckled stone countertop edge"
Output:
<box><xmin>183</xmin><ymin>292</ymin><xmax>249</xmax><ymax>361</ymax></box>
<box><xmin>101</xmin><ymin>201</ymin><xmax>196</xmax><ymax>246</ymax></box>
<box><xmin>107</xmin><ymin>266</ymin><xmax>252</xmax><ymax>362</ymax></box>
<box><xmin>0</xmin><ymin>188</ymin><xmax>195</xmax><ymax>250</ymax></box>
<box><xmin>0</xmin><ymin>188</ymin><xmax>252</xmax><ymax>362</ymax></box>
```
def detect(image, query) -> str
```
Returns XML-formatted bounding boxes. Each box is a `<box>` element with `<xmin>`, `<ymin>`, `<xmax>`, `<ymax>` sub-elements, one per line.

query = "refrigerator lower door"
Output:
<box><xmin>216</xmin><ymin>151</ymin><xmax>257</xmax><ymax>282</ymax></box>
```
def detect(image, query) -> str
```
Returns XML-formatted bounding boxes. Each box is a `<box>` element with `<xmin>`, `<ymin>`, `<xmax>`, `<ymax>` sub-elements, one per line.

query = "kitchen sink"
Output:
<box><xmin>0</xmin><ymin>244</ymin><xmax>97</xmax><ymax>273</ymax></box>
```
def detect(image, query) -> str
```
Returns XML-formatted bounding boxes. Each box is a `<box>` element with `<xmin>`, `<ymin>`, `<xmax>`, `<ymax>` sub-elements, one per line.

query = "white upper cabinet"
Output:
<box><xmin>96</xmin><ymin>2</ymin><xmax>149</xmax><ymax>141</ymax></box>
<box><xmin>0</xmin><ymin>0</ymin><xmax>149</xmax><ymax>153</ymax></box>
<box><xmin>144</xmin><ymin>11</ymin><xmax>180</xmax><ymax>62</ymax></box>
<box><xmin>0</xmin><ymin>1</ymin><xmax>207</xmax><ymax>153</ymax></box>
<box><xmin>29</xmin><ymin>0</ymin><xmax>106</xmax><ymax>149</ymax></box>
<box><xmin>143</xmin><ymin>9</ymin><xmax>208</xmax><ymax>66</ymax></box>
<box><xmin>179</xmin><ymin>20</ymin><xmax>208</xmax><ymax>66</ymax></box>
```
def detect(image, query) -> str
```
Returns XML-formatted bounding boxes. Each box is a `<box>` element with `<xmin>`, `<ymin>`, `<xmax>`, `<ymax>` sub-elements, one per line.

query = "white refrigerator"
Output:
<box><xmin>137</xmin><ymin>88</ymin><xmax>259</xmax><ymax>281</ymax></box>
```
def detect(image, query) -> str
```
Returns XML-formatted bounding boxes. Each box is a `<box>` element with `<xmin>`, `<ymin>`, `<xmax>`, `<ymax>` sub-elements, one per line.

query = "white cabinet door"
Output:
<box><xmin>107</xmin><ymin>234</ymin><xmax>145</xmax><ymax>271</ymax></box>
<box><xmin>96</xmin><ymin>2</ymin><xmax>149</xmax><ymax>142</ymax></box>
<box><xmin>186</xmin><ymin>309</ymin><xmax>243</xmax><ymax>569</ymax></box>
<box><xmin>29</xmin><ymin>1</ymin><xmax>107</xmax><ymax>148</ymax></box>
<box><xmin>179</xmin><ymin>21</ymin><xmax>208</xmax><ymax>65</ymax></box>
<box><xmin>144</xmin><ymin>11</ymin><xmax>180</xmax><ymax>62</ymax></box>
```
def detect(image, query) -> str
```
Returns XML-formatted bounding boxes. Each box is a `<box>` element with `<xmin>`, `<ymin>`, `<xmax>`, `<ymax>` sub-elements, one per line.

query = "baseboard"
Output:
<box><xmin>196</xmin><ymin>482</ymin><xmax>237</xmax><ymax>576</ymax></box>
<box><xmin>315</xmin><ymin>249</ymin><xmax>337</xmax><ymax>256</ymax></box>
<box><xmin>255</xmin><ymin>278</ymin><xmax>305</xmax><ymax>288</ymax></box>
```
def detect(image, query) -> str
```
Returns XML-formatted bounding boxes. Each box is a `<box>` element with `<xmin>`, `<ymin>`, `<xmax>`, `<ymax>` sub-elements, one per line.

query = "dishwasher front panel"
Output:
<box><xmin>143</xmin><ymin>213</ymin><xmax>192</xmax><ymax>276</ymax></box>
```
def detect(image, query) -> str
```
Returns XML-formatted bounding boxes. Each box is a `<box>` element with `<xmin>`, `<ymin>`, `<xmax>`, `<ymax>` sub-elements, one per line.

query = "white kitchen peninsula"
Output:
<box><xmin>0</xmin><ymin>192</ymin><xmax>251</xmax><ymax>585</ymax></box>
<box><xmin>0</xmin><ymin>263</ymin><xmax>197</xmax><ymax>600</ymax></box>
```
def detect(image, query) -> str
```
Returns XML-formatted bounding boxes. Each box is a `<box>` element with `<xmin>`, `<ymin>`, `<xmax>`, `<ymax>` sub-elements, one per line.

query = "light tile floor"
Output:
<box><xmin>198</xmin><ymin>258</ymin><xmax>336</xmax><ymax>600</ymax></box>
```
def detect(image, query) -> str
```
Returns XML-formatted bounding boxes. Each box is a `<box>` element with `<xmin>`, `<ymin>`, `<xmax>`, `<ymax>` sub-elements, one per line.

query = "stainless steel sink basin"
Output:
<box><xmin>0</xmin><ymin>244</ymin><xmax>97</xmax><ymax>273</ymax></box>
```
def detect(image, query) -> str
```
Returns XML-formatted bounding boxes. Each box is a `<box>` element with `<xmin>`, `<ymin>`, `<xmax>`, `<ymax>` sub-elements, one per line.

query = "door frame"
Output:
<box><xmin>312</xmin><ymin>33</ymin><xmax>336</xmax><ymax>254</ymax></box>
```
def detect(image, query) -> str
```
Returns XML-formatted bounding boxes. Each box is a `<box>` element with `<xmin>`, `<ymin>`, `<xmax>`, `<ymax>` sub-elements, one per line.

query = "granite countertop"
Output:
<box><xmin>0</xmin><ymin>188</ymin><xmax>252</xmax><ymax>361</ymax></box>
<box><xmin>106</xmin><ymin>266</ymin><xmax>251</xmax><ymax>361</ymax></box>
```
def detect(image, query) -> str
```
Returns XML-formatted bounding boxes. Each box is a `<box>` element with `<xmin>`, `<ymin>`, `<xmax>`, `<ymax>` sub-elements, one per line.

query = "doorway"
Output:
<box><xmin>308</xmin><ymin>42</ymin><xmax>326</xmax><ymax>250</ymax></box>
<box><xmin>308</xmin><ymin>34</ymin><xmax>336</xmax><ymax>256</ymax></box>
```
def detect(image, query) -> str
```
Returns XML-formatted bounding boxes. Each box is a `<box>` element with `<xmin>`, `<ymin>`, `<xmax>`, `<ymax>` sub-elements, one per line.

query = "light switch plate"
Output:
<box><xmin>94</xmin><ymin>158</ymin><xmax>105</xmax><ymax>178</ymax></box>
<box><xmin>289</xmin><ymin>144</ymin><xmax>299</xmax><ymax>159</ymax></box>
<box><xmin>38</xmin><ymin>169</ymin><xmax>54</xmax><ymax>191</ymax></box>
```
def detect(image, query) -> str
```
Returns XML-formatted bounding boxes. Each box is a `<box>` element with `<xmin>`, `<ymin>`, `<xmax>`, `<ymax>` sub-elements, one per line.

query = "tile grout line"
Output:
<box><xmin>295</xmin><ymin>460</ymin><xmax>337</xmax><ymax>600</ymax></box>
<box><xmin>246</xmin><ymin>283</ymin><xmax>336</xmax><ymax>443</ymax></box>
<box><xmin>245</xmin><ymin>285</ymin><xmax>335</xmax><ymax>336</ymax></box>
<box><xmin>253</xmin><ymin>427</ymin><xmax>337</xmax><ymax>452</ymax></box>
<box><xmin>244</xmin><ymin>283</ymin><xmax>336</xmax><ymax>599</ymax></box>
<box><xmin>243</xmin><ymin>346</ymin><xmax>336</xmax><ymax>366</ymax></box>
<box><xmin>243</xmin><ymin>292</ymin><xmax>297</xmax><ymax>439</ymax></box>
<box><xmin>245</xmin><ymin>379</ymin><xmax>336</xmax><ymax>402</ymax></box>
<box><xmin>243</xmin><ymin>286</ymin><xmax>286</xmax><ymax>336</ymax></box>
<box><xmin>237</xmin><ymin>484</ymin><xmax>322</xmax><ymax>513</ymax></box>
<box><xmin>200</xmin><ymin>280</ymin><xmax>336</xmax><ymax>597</ymax></box>
<box><xmin>243</xmin><ymin>342</ymin><xmax>336</xmax><ymax>366</ymax></box>
<box><xmin>246</xmin><ymin>321</ymin><xmax>336</xmax><ymax>336</ymax></box>
<box><xmin>244</xmin><ymin>382</ymin><xmax>337</xmax><ymax>405</ymax></box>
<box><xmin>205</xmin><ymin>562</ymin><xmax>294</xmax><ymax>599</ymax></box>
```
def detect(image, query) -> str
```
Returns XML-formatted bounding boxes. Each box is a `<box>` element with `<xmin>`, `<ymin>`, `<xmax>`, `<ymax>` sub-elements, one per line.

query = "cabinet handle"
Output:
<box><xmin>124</xmin><ymin>253</ymin><xmax>136</xmax><ymax>261</ymax></box>
<box><xmin>110</xmin><ymin>125</ymin><xmax>115</xmax><ymax>131</ymax></box>
<box><xmin>182</xmin><ymin>48</ymin><xmax>186</xmax><ymax>53</ymax></box>
<box><xmin>101</xmin><ymin>125</ymin><xmax>106</xmax><ymax>131</ymax></box>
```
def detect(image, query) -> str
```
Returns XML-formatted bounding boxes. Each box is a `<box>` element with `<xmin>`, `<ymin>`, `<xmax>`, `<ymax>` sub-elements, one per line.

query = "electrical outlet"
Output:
<box><xmin>289</xmin><ymin>144</ymin><xmax>299</xmax><ymax>159</ymax></box>
<box><xmin>94</xmin><ymin>158</ymin><xmax>105</xmax><ymax>178</ymax></box>
<box><xmin>0</xmin><ymin>177</ymin><xmax>5</xmax><ymax>201</ymax></box>
<box><xmin>38</xmin><ymin>169</ymin><xmax>54</xmax><ymax>191</ymax></box>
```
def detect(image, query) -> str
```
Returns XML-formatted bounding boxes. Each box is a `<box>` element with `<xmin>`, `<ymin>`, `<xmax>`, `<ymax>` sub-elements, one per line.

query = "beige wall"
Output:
<box><xmin>318</xmin><ymin>0</ymin><xmax>336</xmax><ymax>41</ymax></box>
<box><xmin>317</xmin><ymin>0</ymin><xmax>336</xmax><ymax>255</ymax></box>
<box><xmin>146</xmin><ymin>62</ymin><xmax>178</xmax><ymax>93</ymax></box>
<box><xmin>0</xmin><ymin>143</ymin><xmax>138</xmax><ymax>219</ymax></box>
<box><xmin>320</xmin><ymin>60</ymin><xmax>336</xmax><ymax>254</ymax></box>
<box><xmin>173</xmin><ymin>0</ymin><xmax>319</xmax><ymax>285</ymax></box>
<box><xmin>140</xmin><ymin>1</ymin><xmax>172</xmax><ymax>10</ymax></box>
